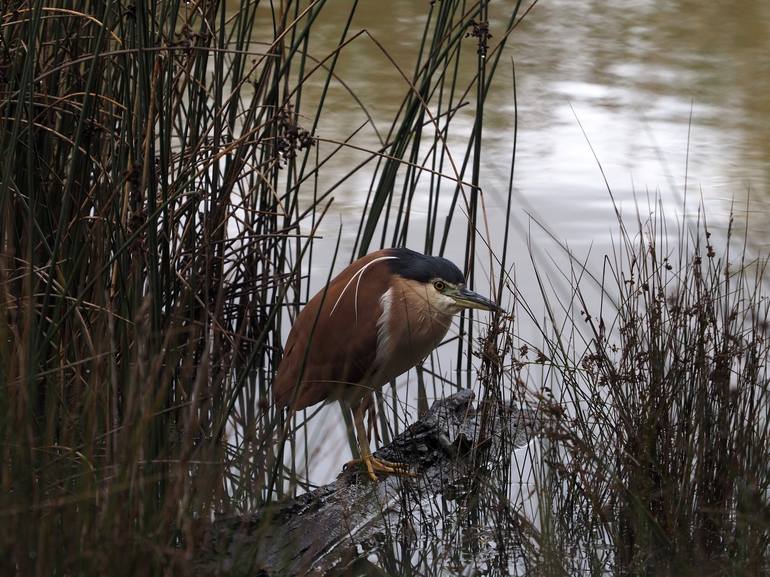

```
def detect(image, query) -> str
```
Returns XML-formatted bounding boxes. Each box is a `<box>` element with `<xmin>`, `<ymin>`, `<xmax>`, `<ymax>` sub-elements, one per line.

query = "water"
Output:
<box><xmin>299</xmin><ymin>0</ymin><xmax>770</xmax><ymax>249</ymax></box>
<box><xmin>228</xmin><ymin>1</ymin><xmax>770</xmax><ymax>487</ymax></box>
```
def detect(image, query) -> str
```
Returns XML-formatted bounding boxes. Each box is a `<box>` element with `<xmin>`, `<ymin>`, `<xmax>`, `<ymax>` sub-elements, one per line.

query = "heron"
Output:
<box><xmin>273</xmin><ymin>247</ymin><xmax>501</xmax><ymax>480</ymax></box>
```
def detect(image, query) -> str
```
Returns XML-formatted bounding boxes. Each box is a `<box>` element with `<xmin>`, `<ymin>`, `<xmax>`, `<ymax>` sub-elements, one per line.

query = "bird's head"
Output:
<box><xmin>429</xmin><ymin>277</ymin><xmax>502</xmax><ymax>314</ymax></box>
<box><xmin>388</xmin><ymin>248</ymin><xmax>503</xmax><ymax>315</ymax></box>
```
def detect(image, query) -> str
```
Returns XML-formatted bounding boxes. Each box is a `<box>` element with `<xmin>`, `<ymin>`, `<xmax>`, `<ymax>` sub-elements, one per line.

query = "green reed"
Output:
<box><xmin>0</xmin><ymin>0</ymin><xmax>328</xmax><ymax>573</ymax></box>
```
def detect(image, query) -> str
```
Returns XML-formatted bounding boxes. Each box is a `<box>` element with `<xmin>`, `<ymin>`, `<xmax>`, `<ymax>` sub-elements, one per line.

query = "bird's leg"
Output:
<box><xmin>346</xmin><ymin>400</ymin><xmax>414</xmax><ymax>481</ymax></box>
<box><xmin>363</xmin><ymin>393</ymin><xmax>380</xmax><ymax>446</ymax></box>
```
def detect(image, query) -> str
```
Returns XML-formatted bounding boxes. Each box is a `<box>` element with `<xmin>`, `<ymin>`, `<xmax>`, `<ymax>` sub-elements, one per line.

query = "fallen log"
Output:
<box><xmin>196</xmin><ymin>389</ymin><xmax>538</xmax><ymax>576</ymax></box>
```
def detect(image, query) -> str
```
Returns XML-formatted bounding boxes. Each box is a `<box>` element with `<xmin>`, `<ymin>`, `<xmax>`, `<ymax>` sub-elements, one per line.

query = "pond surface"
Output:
<box><xmin>299</xmin><ymin>0</ymin><xmax>770</xmax><ymax>251</ymax></box>
<box><xmin>230</xmin><ymin>0</ymin><xmax>770</xmax><ymax>487</ymax></box>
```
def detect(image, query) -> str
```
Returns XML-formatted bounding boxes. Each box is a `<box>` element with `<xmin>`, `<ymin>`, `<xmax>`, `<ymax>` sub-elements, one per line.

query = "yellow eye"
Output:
<box><xmin>433</xmin><ymin>280</ymin><xmax>446</xmax><ymax>292</ymax></box>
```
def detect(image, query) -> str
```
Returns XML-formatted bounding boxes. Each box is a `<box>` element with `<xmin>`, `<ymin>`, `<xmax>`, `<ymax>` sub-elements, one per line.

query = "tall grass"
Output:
<box><xmin>1</xmin><ymin>2</ymin><xmax>317</xmax><ymax>573</ymax></box>
<box><xmin>519</xmin><ymin>207</ymin><xmax>770</xmax><ymax>575</ymax></box>
<box><xmin>0</xmin><ymin>0</ymin><xmax>523</xmax><ymax>574</ymax></box>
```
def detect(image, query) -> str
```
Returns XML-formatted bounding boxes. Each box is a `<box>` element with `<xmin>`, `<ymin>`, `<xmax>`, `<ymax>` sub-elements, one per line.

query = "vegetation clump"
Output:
<box><xmin>522</xmin><ymin>215</ymin><xmax>770</xmax><ymax>575</ymax></box>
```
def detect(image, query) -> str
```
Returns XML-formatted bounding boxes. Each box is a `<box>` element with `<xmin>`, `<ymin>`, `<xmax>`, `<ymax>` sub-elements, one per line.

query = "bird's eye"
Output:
<box><xmin>433</xmin><ymin>280</ymin><xmax>446</xmax><ymax>292</ymax></box>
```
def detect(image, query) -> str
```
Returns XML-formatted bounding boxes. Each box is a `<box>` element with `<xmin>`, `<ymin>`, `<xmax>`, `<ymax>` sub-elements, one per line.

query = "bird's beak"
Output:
<box><xmin>448</xmin><ymin>285</ymin><xmax>504</xmax><ymax>313</ymax></box>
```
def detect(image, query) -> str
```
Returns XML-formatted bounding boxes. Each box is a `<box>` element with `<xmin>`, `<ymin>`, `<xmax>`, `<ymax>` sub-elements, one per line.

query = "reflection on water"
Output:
<box><xmin>508</xmin><ymin>0</ymin><xmax>770</xmax><ymax>244</ymax></box>
<box><xmin>296</xmin><ymin>0</ymin><xmax>770</xmax><ymax>247</ymax></box>
<box><xmin>230</xmin><ymin>0</ymin><xmax>770</xmax><ymax>483</ymax></box>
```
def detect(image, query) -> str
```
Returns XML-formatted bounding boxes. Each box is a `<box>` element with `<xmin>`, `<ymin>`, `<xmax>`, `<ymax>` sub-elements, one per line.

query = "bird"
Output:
<box><xmin>273</xmin><ymin>247</ymin><xmax>501</xmax><ymax>480</ymax></box>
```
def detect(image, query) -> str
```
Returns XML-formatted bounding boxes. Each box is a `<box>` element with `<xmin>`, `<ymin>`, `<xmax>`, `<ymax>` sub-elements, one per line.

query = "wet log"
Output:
<box><xmin>195</xmin><ymin>390</ymin><xmax>538</xmax><ymax>576</ymax></box>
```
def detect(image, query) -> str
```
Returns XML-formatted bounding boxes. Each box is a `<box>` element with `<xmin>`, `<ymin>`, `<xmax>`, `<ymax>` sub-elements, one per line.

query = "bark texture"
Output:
<box><xmin>196</xmin><ymin>390</ymin><xmax>537</xmax><ymax>576</ymax></box>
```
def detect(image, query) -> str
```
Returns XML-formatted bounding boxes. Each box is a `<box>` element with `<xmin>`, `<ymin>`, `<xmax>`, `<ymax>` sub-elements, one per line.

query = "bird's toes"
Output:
<box><xmin>370</xmin><ymin>457</ymin><xmax>416</xmax><ymax>478</ymax></box>
<box><xmin>343</xmin><ymin>456</ymin><xmax>415</xmax><ymax>480</ymax></box>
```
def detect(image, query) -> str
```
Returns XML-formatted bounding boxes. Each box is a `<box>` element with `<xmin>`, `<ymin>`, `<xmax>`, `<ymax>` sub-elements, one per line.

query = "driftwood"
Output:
<box><xmin>196</xmin><ymin>390</ymin><xmax>538</xmax><ymax>576</ymax></box>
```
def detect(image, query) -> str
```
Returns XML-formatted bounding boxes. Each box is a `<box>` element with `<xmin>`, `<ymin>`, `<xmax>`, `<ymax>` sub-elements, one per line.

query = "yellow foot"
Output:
<box><xmin>345</xmin><ymin>455</ymin><xmax>416</xmax><ymax>481</ymax></box>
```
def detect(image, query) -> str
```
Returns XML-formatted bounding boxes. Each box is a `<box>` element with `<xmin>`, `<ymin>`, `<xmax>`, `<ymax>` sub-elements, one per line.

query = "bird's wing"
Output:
<box><xmin>273</xmin><ymin>251</ymin><xmax>394</xmax><ymax>410</ymax></box>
